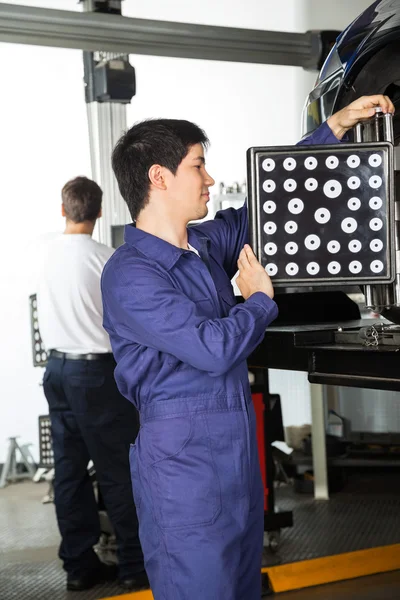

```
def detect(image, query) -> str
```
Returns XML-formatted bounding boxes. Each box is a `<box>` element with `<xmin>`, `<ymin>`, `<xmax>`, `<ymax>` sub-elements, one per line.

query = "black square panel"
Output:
<box><xmin>247</xmin><ymin>142</ymin><xmax>395</xmax><ymax>287</ymax></box>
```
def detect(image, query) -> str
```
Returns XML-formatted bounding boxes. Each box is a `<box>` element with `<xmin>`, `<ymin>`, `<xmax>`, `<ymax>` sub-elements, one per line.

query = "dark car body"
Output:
<box><xmin>302</xmin><ymin>0</ymin><xmax>400</xmax><ymax>140</ymax></box>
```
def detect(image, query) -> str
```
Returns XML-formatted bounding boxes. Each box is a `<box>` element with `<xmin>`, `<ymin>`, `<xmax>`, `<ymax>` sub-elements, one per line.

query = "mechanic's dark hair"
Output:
<box><xmin>112</xmin><ymin>119</ymin><xmax>209</xmax><ymax>221</ymax></box>
<box><xmin>61</xmin><ymin>176</ymin><xmax>102</xmax><ymax>223</ymax></box>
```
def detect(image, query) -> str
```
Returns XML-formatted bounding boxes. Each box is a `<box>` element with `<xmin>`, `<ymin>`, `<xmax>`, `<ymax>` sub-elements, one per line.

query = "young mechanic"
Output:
<box><xmin>101</xmin><ymin>95</ymin><xmax>394</xmax><ymax>600</ymax></box>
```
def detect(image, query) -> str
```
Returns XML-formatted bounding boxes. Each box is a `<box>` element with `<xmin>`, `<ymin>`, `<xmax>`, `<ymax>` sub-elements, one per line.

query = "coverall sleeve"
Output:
<box><xmin>102</xmin><ymin>260</ymin><xmax>278</xmax><ymax>377</ymax></box>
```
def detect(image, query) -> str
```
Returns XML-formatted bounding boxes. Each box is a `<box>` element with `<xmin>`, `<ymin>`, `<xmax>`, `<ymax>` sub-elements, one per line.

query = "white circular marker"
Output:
<box><xmin>306</xmin><ymin>262</ymin><xmax>320</xmax><ymax>275</ymax></box>
<box><xmin>264</xmin><ymin>242</ymin><xmax>277</xmax><ymax>256</ymax></box>
<box><xmin>347</xmin><ymin>176</ymin><xmax>361</xmax><ymax>190</ymax></box>
<box><xmin>369</xmin><ymin>154</ymin><xmax>382</xmax><ymax>167</ymax></box>
<box><xmin>326</xmin><ymin>156</ymin><xmax>339</xmax><ymax>169</ymax></box>
<box><xmin>266</xmin><ymin>263</ymin><xmax>278</xmax><ymax>276</ymax></box>
<box><xmin>349</xmin><ymin>261</ymin><xmax>362</xmax><ymax>274</ymax></box>
<box><xmin>370</xmin><ymin>260</ymin><xmax>384</xmax><ymax>273</ymax></box>
<box><xmin>283</xmin><ymin>158</ymin><xmax>296</xmax><ymax>171</ymax></box>
<box><xmin>285</xmin><ymin>242</ymin><xmax>298</xmax><ymax>255</ymax></box>
<box><xmin>327</xmin><ymin>240</ymin><xmax>340</xmax><ymax>254</ymax></box>
<box><xmin>347</xmin><ymin>155</ymin><xmax>360</xmax><ymax>168</ymax></box>
<box><xmin>315</xmin><ymin>208</ymin><xmax>331</xmax><ymax>224</ymax></box>
<box><xmin>305</xmin><ymin>178</ymin><xmax>318</xmax><ymax>191</ymax></box>
<box><xmin>285</xmin><ymin>262</ymin><xmax>299</xmax><ymax>276</ymax></box>
<box><xmin>284</xmin><ymin>221</ymin><xmax>298</xmax><ymax>234</ymax></box>
<box><xmin>263</xmin><ymin>200</ymin><xmax>276</xmax><ymax>214</ymax></box>
<box><xmin>348</xmin><ymin>197</ymin><xmax>361</xmax><ymax>211</ymax></box>
<box><xmin>370</xmin><ymin>239</ymin><xmax>383</xmax><ymax>252</ymax></box>
<box><xmin>263</xmin><ymin>179</ymin><xmax>276</xmax><ymax>193</ymax></box>
<box><xmin>369</xmin><ymin>218</ymin><xmax>383</xmax><ymax>231</ymax></box>
<box><xmin>305</xmin><ymin>234</ymin><xmax>321</xmax><ymax>251</ymax></box>
<box><xmin>264</xmin><ymin>221</ymin><xmax>277</xmax><ymax>235</ymax></box>
<box><xmin>262</xmin><ymin>158</ymin><xmax>275</xmax><ymax>172</ymax></box>
<box><xmin>284</xmin><ymin>179</ymin><xmax>297</xmax><ymax>192</ymax></box>
<box><xmin>328</xmin><ymin>261</ymin><xmax>341</xmax><ymax>274</ymax></box>
<box><xmin>349</xmin><ymin>240</ymin><xmax>362</xmax><ymax>253</ymax></box>
<box><xmin>341</xmin><ymin>217</ymin><xmax>358</xmax><ymax>234</ymax></box>
<box><xmin>323</xmin><ymin>180</ymin><xmax>342</xmax><ymax>198</ymax></box>
<box><xmin>369</xmin><ymin>196</ymin><xmax>382</xmax><ymax>210</ymax></box>
<box><xmin>288</xmin><ymin>198</ymin><xmax>304</xmax><ymax>214</ymax></box>
<box><xmin>305</xmin><ymin>157</ymin><xmax>318</xmax><ymax>170</ymax></box>
<box><xmin>369</xmin><ymin>175</ymin><xmax>382</xmax><ymax>189</ymax></box>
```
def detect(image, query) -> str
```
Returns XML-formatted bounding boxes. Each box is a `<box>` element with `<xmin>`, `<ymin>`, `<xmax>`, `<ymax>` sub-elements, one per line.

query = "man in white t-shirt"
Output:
<box><xmin>37</xmin><ymin>177</ymin><xmax>148</xmax><ymax>592</ymax></box>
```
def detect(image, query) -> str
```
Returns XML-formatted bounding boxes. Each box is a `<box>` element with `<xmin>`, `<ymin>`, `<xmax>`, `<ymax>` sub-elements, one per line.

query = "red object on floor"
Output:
<box><xmin>252</xmin><ymin>392</ymin><xmax>269</xmax><ymax>512</ymax></box>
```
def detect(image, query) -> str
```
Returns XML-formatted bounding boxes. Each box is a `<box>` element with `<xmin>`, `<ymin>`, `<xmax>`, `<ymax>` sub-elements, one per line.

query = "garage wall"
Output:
<box><xmin>0</xmin><ymin>0</ymin><xmax>375</xmax><ymax>461</ymax></box>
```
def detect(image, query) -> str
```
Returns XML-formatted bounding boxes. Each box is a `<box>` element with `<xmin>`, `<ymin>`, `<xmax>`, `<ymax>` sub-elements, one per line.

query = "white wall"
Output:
<box><xmin>0</xmin><ymin>0</ymin><xmax>375</xmax><ymax>460</ymax></box>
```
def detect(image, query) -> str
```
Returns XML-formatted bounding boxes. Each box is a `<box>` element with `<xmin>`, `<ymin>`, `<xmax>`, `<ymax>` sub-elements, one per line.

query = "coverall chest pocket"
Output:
<box><xmin>218</xmin><ymin>284</ymin><xmax>236</xmax><ymax>315</ymax></box>
<box><xmin>143</xmin><ymin>413</ymin><xmax>221</xmax><ymax>530</ymax></box>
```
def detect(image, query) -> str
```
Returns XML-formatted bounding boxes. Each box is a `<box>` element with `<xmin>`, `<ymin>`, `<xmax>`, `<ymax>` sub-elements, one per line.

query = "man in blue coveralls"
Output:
<box><xmin>101</xmin><ymin>94</ymin><xmax>394</xmax><ymax>600</ymax></box>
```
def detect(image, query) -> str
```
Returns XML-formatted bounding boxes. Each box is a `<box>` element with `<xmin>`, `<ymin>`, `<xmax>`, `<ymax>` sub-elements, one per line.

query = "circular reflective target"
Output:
<box><xmin>288</xmin><ymin>198</ymin><xmax>304</xmax><ymax>214</ymax></box>
<box><xmin>284</xmin><ymin>178</ymin><xmax>297</xmax><ymax>192</ymax></box>
<box><xmin>263</xmin><ymin>179</ymin><xmax>276</xmax><ymax>193</ymax></box>
<box><xmin>285</xmin><ymin>242</ymin><xmax>298</xmax><ymax>255</ymax></box>
<box><xmin>315</xmin><ymin>208</ymin><xmax>331</xmax><ymax>224</ymax></box>
<box><xmin>347</xmin><ymin>197</ymin><xmax>361</xmax><ymax>211</ymax></box>
<box><xmin>264</xmin><ymin>221</ymin><xmax>277</xmax><ymax>235</ymax></box>
<box><xmin>347</xmin><ymin>155</ymin><xmax>360</xmax><ymax>168</ymax></box>
<box><xmin>283</xmin><ymin>157</ymin><xmax>296</xmax><ymax>171</ymax></box>
<box><xmin>326</xmin><ymin>156</ymin><xmax>339</xmax><ymax>169</ymax></box>
<box><xmin>341</xmin><ymin>217</ymin><xmax>358</xmax><ymax>234</ymax></box>
<box><xmin>263</xmin><ymin>200</ymin><xmax>276</xmax><ymax>214</ymax></box>
<box><xmin>306</xmin><ymin>262</ymin><xmax>320</xmax><ymax>275</ymax></box>
<box><xmin>347</xmin><ymin>176</ymin><xmax>361</xmax><ymax>190</ymax></box>
<box><xmin>369</xmin><ymin>175</ymin><xmax>382</xmax><ymax>189</ymax></box>
<box><xmin>369</xmin><ymin>218</ymin><xmax>383</xmax><ymax>231</ymax></box>
<box><xmin>323</xmin><ymin>180</ymin><xmax>342</xmax><ymax>198</ymax></box>
<box><xmin>327</xmin><ymin>240</ymin><xmax>341</xmax><ymax>254</ymax></box>
<box><xmin>266</xmin><ymin>263</ymin><xmax>278</xmax><ymax>276</ymax></box>
<box><xmin>305</xmin><ymin>156</ymin><xmax>318</xmax><ymax>170</ymax></box>
<box><xmin>305</xmin><ymin>178</ymin><xmax>318</xmax><ymax>191</ymax></box>
<box><xmin>349</xmin><ymin>240</ymin><xmax>362</xmax><ymax>253</ymax></box>
<box><xmin>262</xmin><ymin>158</ymin><xmax>276</xmax><ymax>172</ymax></box>
<box><xmin>370</xmin><ymin>238</ymin><xmax>383</xmax><ymax>252</ymax></box>
<box><xmin>368</xmin><ymin>154</ymin><xmax>382</xmax><ymax>167</ymax></box>
<box><xmin>264</xmin><ymin>242</ymin><xmax>277</xmax><ymax>256</ymax></box>
<box><xmin>369</xmin><ymin>196</ymin><xmax>382</xmax><ymax>210</ymax></box>
<box><xmin>284</xmin><ymin>220</ymin><xmax>298</xmax><ymax>234</ymax></box>
<box><xmin>327</xmin><ymin>261</ymin><xmax>341</xmax><ymax>274</ymax></box>
<box><xmin>285</xmin><ymin>262</ymin><xmax>299</xmax><ymax>276</ymax></box>
<box><xmin>370</xmin><ymin>260</ymin><xmax>384</xmax><ymax>273</ymax></box>
<box><xmin>305</xmin><ymin>234</ymin><xmax>321</xmax><ymax>250</ymax></box>
<box><xmin>349</xmin><ymin>261</ymin><xmax>362</xmax><ymax>274</ymax></box>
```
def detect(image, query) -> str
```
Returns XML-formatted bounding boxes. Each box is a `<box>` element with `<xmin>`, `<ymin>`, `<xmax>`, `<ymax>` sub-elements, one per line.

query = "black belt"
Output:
<box><xmin>49</xmin><ymin>350</ymin><xmax>113</xmax><ymax>361</ymax></box>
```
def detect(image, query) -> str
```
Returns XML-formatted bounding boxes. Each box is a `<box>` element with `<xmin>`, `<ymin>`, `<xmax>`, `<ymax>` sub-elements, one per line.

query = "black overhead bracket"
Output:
<box><xmin>0</xmin><ymin>3</ymin><xmax>338</xmax><ymax>70</ymax></box>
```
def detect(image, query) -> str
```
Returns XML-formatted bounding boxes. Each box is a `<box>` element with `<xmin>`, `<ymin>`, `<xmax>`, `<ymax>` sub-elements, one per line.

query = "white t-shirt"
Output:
<box><xmin>36</xmin><ymin>234</ymin><xmax>114</xmax><ymax>354</ymax></box>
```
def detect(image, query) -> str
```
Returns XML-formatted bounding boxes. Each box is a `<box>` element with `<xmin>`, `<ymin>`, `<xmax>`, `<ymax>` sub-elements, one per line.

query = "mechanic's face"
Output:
<box><xmin>166</xmin><ymin>143</ymin><xmax>215</xmax><ymax>223</ymax></box>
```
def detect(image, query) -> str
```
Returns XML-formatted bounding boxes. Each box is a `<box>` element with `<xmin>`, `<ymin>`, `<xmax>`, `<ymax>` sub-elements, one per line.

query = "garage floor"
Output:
<box><xmin>1</xmin><ymin>479</ymin><xmax>400</xmax><ymax>599</ymax></box>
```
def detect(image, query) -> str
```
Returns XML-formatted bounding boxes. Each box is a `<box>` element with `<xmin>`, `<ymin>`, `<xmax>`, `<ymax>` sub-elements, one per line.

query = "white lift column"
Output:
<box><xmin>81</xmin><ymin>0</ymin><xmax>134</xmax><ymax>247</ymax></box>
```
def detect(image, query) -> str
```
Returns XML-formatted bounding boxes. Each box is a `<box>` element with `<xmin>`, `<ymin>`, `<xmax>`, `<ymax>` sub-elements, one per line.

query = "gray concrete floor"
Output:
<box><xmin>0</xmin><ymin>480</ymin><xmax>399</xmax><ymax>599</ymax></box>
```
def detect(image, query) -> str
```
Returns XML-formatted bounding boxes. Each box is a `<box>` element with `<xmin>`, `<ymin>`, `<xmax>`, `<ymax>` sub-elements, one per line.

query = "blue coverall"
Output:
<box><xmin>101</xmin><ymin>122</ymin><xmax>340</xmax><ymax>599</ymax></box>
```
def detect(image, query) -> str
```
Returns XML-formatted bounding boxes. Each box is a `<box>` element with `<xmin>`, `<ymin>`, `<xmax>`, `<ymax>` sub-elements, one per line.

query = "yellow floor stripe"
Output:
<box><xmin>100</xmin><ymin>543</ymin><xmax>400</xmax><ymax>598</ymax></box>
<box><xmin>262</xmin><ymin>543</ymin><xmax>400</xmax><ymax>593</ymax></box>
<box><xmin>100</xmin><ymin>590</ymin><xmax>154</xmax><ymax>600</ymax></box>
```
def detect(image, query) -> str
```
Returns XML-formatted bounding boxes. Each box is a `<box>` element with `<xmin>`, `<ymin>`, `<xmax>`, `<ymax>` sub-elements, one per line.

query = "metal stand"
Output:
<box><xmin>0</xmin><ymin>437</ymin><xmax>36</xmax><ymax>489</ymax></box>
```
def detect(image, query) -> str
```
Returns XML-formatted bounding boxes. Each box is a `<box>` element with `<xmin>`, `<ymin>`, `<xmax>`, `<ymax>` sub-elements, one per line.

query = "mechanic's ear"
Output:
<box><xmin>148</xmin><ymin>164</ymin><xmax>167</xmax><ymax>191</ymax></box>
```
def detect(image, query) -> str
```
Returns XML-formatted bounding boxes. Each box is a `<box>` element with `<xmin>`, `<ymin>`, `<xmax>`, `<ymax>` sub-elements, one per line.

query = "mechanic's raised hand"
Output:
<box><xmin>327</xmin><ymin>94</ymin><xmax>395</xmax><ymax>140</ymax></box>
<box><xmin>236</xmin><ymin>245</ymin><xmax>274</xmax><ymax>300</ymax></box>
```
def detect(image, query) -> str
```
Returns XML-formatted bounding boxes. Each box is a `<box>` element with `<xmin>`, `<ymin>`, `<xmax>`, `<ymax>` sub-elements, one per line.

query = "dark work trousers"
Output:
<box><xmin>42</xmin><ymin>355</ymin><xmax>144</xmax><ymax>579</ymax></box>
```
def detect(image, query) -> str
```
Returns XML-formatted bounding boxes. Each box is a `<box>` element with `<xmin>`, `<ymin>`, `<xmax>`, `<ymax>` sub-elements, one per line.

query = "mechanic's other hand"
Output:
<box><xmin>236</xmin><ymin>245</ymin><xmax>274</xmax><ymax>300</ymax></box>
<box><xmin>327</xmin><ymin>94</ymin><xmax>395</xmax><ymax>140</ymax></box>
